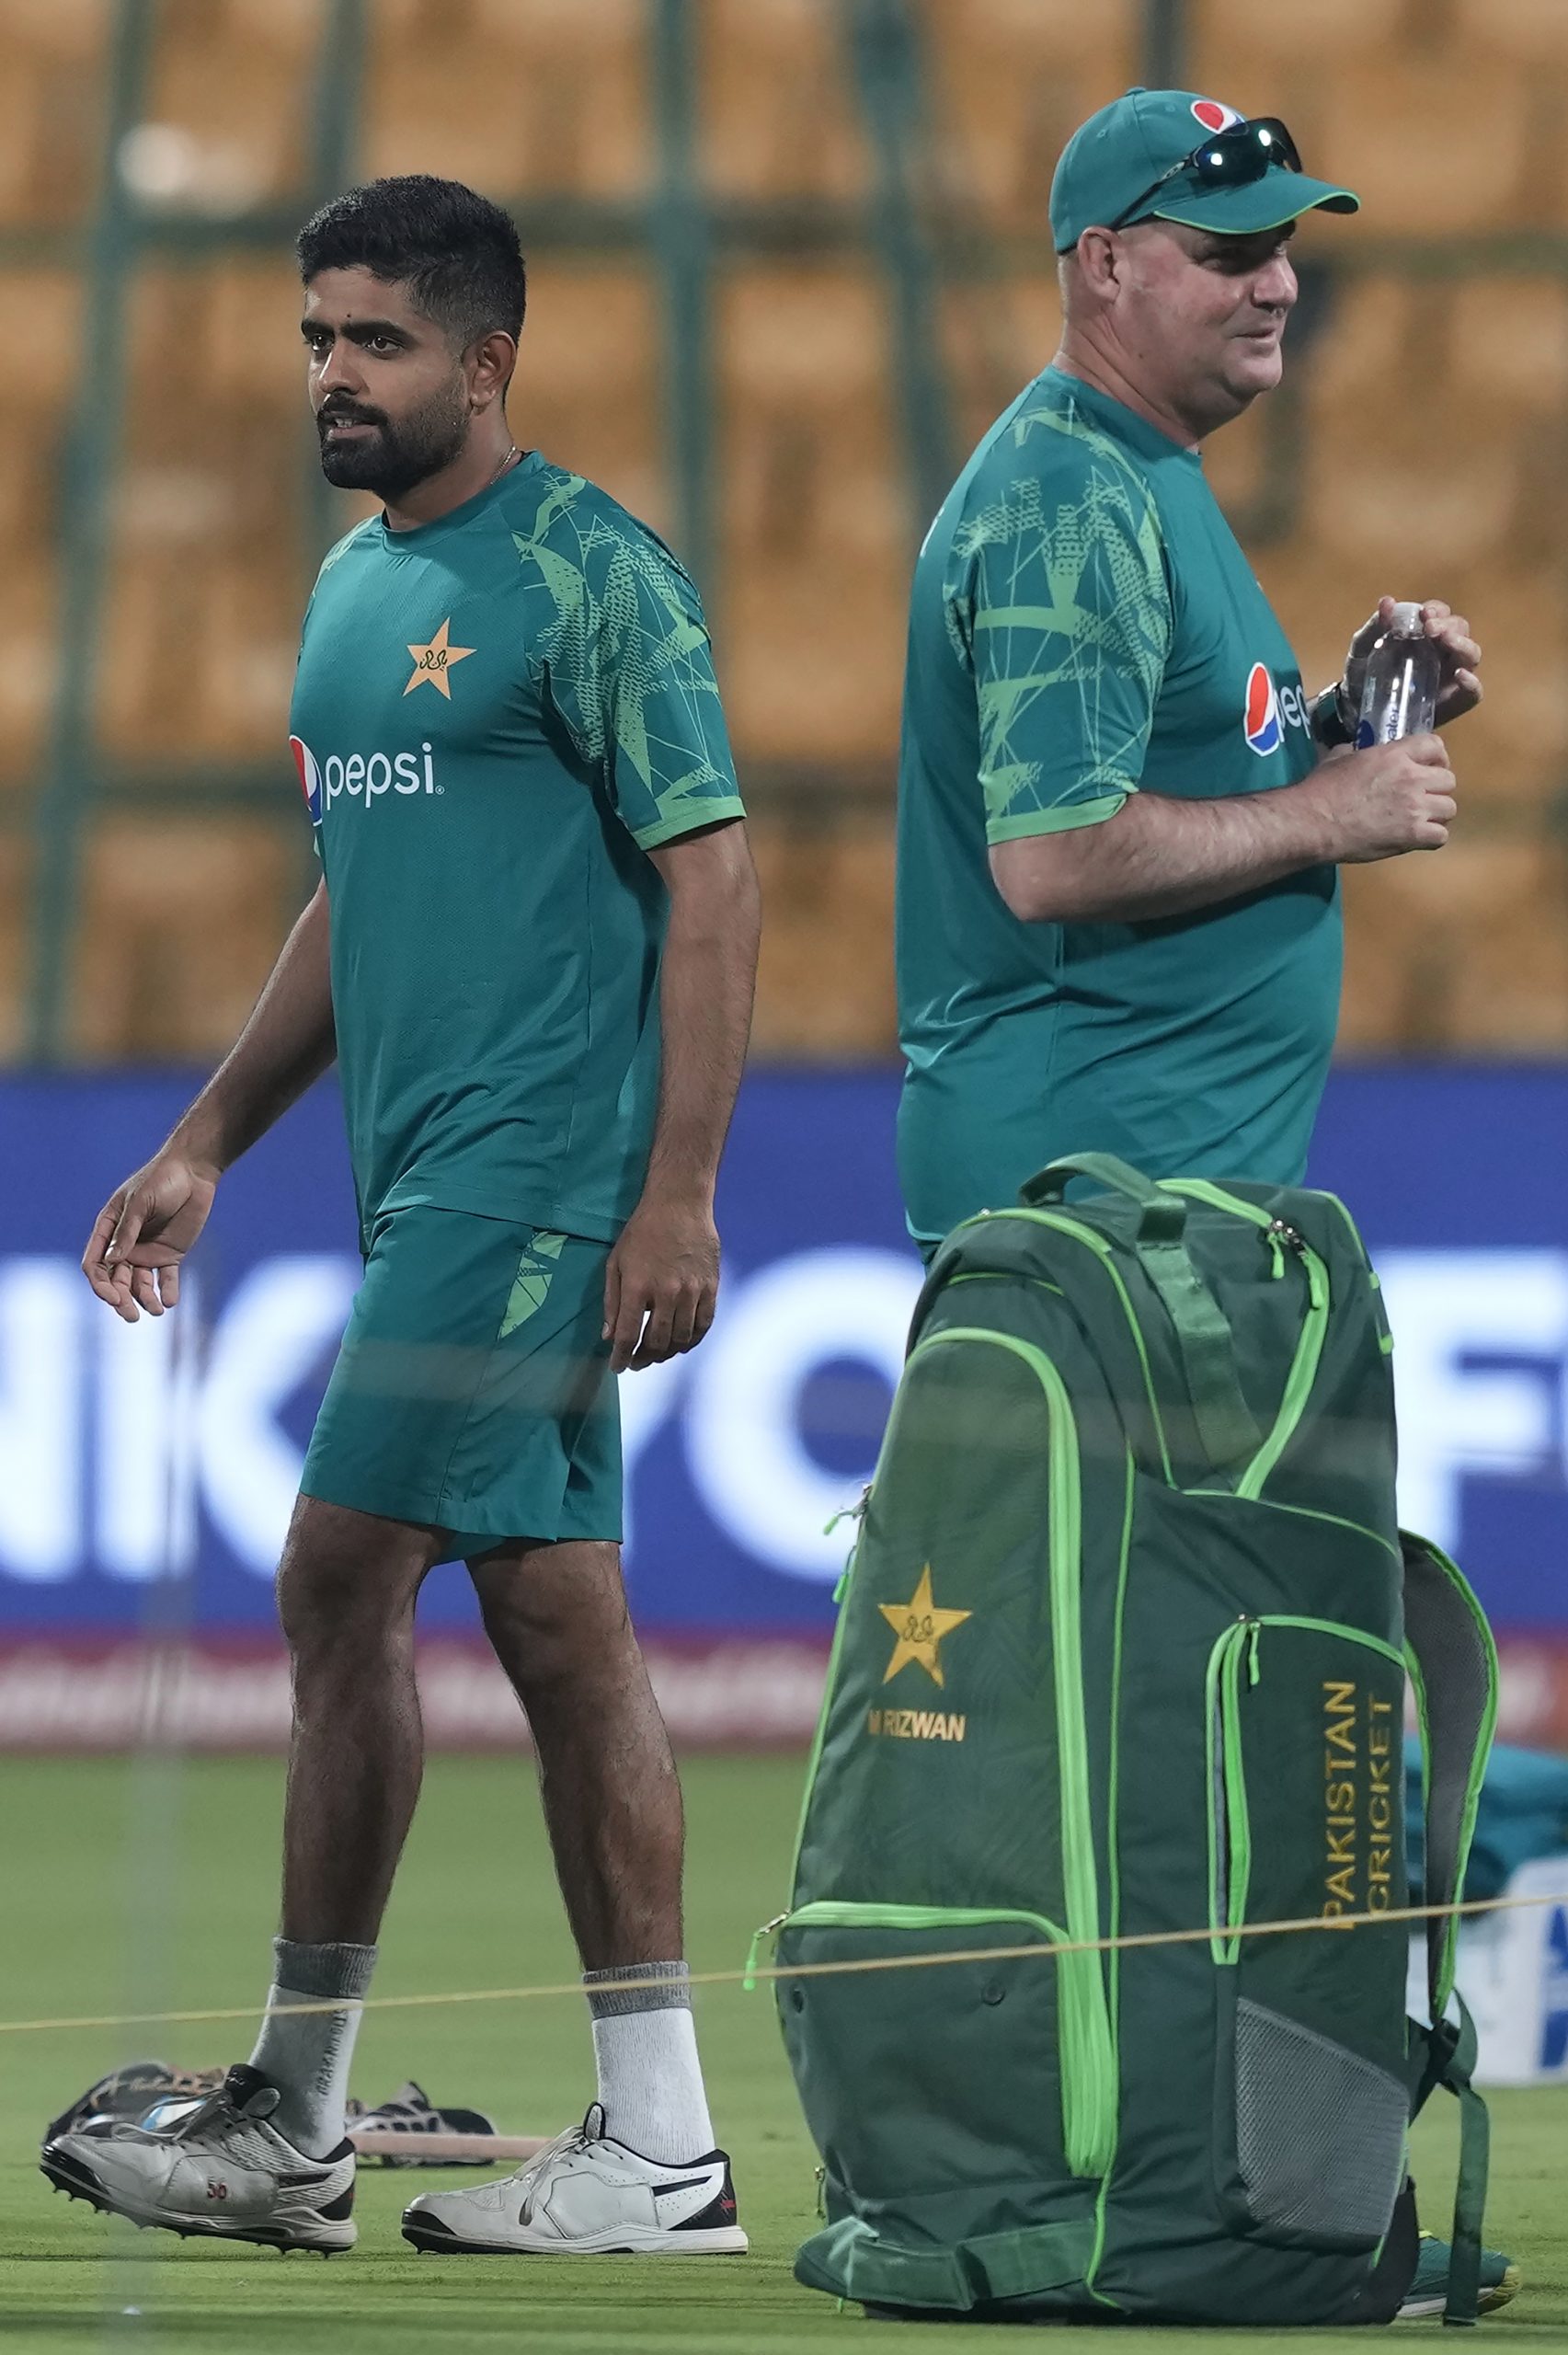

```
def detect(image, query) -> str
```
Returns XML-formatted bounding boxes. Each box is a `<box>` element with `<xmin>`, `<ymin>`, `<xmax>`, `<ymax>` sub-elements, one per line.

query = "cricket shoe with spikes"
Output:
<box><xmin>40</xmin><ymin>2063</ymin><xmax>356</xmax><ymax>2253</ymax></box>
<box><xmin>401</xmin><ymin>2104</ymin><xmax>746</xmax><ymax>2256</ymax></box>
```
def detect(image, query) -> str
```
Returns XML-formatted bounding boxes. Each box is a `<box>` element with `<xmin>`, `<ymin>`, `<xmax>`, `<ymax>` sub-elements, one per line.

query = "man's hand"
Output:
<box><xmin>1303</xmin><ymin>731</ymin><xmax>1458</xmax><ymax>863</ymax></box>
<box><xmin>1342</xmin><ymin>596</ymin><xmax>1482</xmax><ymax>730</ymax></box>
<box><xmin>602</xmin><ymin>1193</ymin><xmax>720</xmax><ymax>1373</ymax></box>
<box><xmin>82</xmin><ymin>1152</ymin><xmax>220</xmax><ymax>1324</ymax></box>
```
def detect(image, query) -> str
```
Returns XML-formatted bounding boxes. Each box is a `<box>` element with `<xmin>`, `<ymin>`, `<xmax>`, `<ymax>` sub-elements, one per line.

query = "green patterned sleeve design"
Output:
<box><xmin>516</xmin><ymin>484</ymin><xmax>745</xmax><ymax>851</ymax></box>
<box><xmin>947</xmin><ymin>431</ymin><xmax>1172</xmax><ymax>844</ymax></box>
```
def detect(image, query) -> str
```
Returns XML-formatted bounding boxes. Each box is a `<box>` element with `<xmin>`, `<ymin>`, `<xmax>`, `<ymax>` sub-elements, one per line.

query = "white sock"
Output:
<box><xmin>248</xmin><ymin>1936</ymin><xmax>376</xmax><ymax>2160</ymax></box>
<box><xmin>584</xmin><ymin>1961</ymin><xmax>715</xmax><ymax>2163</ymax></box>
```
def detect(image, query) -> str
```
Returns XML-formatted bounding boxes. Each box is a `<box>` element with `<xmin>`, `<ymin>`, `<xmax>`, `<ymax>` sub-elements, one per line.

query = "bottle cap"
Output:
<box><xmin>1391</xmin><ymin>601</ymin><xmax>1424</xmax><ymax>635</ymax></box>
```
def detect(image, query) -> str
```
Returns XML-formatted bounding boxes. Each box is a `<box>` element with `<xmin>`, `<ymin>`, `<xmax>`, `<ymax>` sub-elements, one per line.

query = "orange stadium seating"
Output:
<box><xmin>71</xmin><ymin>816</ymin><xmax>303</xmax><ymax>1060</ymax></box>
<box><xmin>4</xmin><ymin>0</ymin><xmax>1567</xmax><ymax>1060</ymax></box>
<box><xmin>516</xmin><ymin>265</ymin><xmax>671</xmax><ymax>542</ymax></box>
<box><xmin>715</xmin><ymin>264</ymin><xmax>910</xmax><ymax>769</ymax></box>
<box><xmin>699</xmin><ymin>0</ymin><xmax>871</xmax><ymax>201</ymax></box>
<box><xmin>96</xmin><ymin>262</ymin><xmax>309</xmax><ymax>762</ymax></box>
<box><xmin>0</xmin><ymin>0</ymin><xmax>107</xmax><ymax>227</ymax></box>
<box><xmin>939</xmin><ymin>272</ymin><xmax>1062</xmax><ymax>461</ymax></box>
<box><xmin>364</xmin><ymin>0</ymin><xmax>654</xmax><ymax>199</ymax></box>
<box><xmin>916</xmin><ymin>0</ymin><xmax>1137</xmax><ymax>236</ymax></box>
<box><xmin>0</xmin><ymin>271</ymin><xmax>78</xmax><ymax>783</ymax></box>
<box><xmin>0</xmin><ymin>835</ymin><xmax>33</xmax><ymax>1062</ymax></box>
<box><xmin>750</xmin><ymin>820</ymin><xmax>897</xmax><ymax>1056</ymax></box>
<box><xmin>129</xmin><ymin>0</ymin><xmax>322</xmax><ymax>213</ymax></box>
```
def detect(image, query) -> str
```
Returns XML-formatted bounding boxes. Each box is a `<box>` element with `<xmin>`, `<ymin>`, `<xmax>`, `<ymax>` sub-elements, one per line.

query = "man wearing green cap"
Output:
<box><xmin>894</xmin><ymin>88</ymin><xmax>1505</xmax><ymax>2324</ymax></box>
<box><xmin>896</xmin><ymin>87</ymin><xmax>1483</xmax><ymax>1256</ymax></box>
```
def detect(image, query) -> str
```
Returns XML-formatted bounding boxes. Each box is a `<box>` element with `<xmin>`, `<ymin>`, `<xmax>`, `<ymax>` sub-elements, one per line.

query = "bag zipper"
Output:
<box><xmin>750</xmin><ymin>1900</ymin><xmax>1115</xmax><ymax>2181</ymax></box>
<box><xmin>762</xmin><ymin>1321</ymin><xmax>1117</xmax><ymax>2180</ymax></box>
<box><xmin>1206</xmin><ymin>1614</ymin><xmax>1405</xmax><ymax>1964</ymax></box>
<box><xmin>1161</xmin><ymin>1179</ymin><xmax>1332</xmax><ymax>1499</ymax></box>
<box><xmin>874</xmin><ymin>1325</ymin><xmax>1115</xmax><ymax>2177</ymax></box>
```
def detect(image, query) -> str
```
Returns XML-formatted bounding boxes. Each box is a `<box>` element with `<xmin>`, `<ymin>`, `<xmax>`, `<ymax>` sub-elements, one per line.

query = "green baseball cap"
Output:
<box><xmin>1050</xmin><ymin>87</ymin><xmax>1358</xmax><ymax>253</ymax></box>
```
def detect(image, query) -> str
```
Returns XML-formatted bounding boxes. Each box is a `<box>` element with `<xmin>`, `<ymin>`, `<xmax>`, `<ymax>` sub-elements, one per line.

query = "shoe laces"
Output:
<box><xmin>155</xmin><ymin>2068</ymin><xmax>278</xmax><ymax>2147</ymax></box>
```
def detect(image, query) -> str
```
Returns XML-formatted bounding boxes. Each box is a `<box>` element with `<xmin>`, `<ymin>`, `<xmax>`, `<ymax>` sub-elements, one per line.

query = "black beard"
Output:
<box><xmin>316</xmin><ymin>388</ymin><xmax>470</xmax><ymax>500</ymax></box>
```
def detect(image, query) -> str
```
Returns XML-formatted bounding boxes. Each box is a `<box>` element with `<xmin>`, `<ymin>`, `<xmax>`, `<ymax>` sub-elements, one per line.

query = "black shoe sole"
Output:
<box><xmin>40</xmin><ymin>2144</ymin><xmax>349</xmax><ymax>2255</ymax></box>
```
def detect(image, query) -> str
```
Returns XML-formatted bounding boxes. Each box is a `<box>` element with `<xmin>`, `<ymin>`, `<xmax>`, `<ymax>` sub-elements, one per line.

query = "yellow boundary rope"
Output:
<box><xmin>4</xmin><ymin>1884</ymin><xmax>1564</xmax><ymax>2038</ymax></box>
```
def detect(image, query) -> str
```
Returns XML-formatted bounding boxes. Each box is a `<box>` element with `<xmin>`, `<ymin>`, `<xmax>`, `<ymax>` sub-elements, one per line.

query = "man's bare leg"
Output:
<box><xmin>470</xmin><ymin>1538</ymin><xmax>682</xmax><ymax>1966</ymax></box>
<box><xmin>276</xmin><ymin>1496</ymin><xmax>441</xmax><ymax>1940</ymax></box>
<box><xmin>470</xmin><ymin>1539</ymin><xmax>713</xmax><ymax>2160</ymax></box>
<box><xmin>247</xmin><ymin>1496</ymin><xmax>442</xmax><ymax>2154</ymax></box>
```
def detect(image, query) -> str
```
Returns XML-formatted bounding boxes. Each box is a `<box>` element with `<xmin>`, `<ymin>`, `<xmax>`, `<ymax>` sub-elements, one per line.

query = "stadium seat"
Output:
<box><xmin>364</xmin><ymin>0</ymin><xmax>653</xmax><ymax>200</ymax></box>
<box><xmin>72</xmin><ymin>815</ymin><xmax>302</xmax><ymax>1059</ymax></box>
<box><xmin>1299</xmin><ymin>404</ymin><xmax>1520</xmax><ymax>576</ymax></box>
<box><xmin>129</xmin><ymin>0</ymin><xmax>321</xmax><ymax>213</ymax></box>
<box><xmin>939</xmin><ymin>273</ymin><xmax>1062</xmax><ymax>456</ymax></box>
<box><xmin>0</xmin><ymin>555</ymin><xmax>60</xmax><ymax>785</ymax></box>
<box><xmin>698</xmin><ymin>0</ymin><xmax>871</xmax><ymax>200</ymax></box>
<box><xmin>1341</xmin><ymin>844</ymin><xmax>1568</xmax><ymax>1054</ymax></box>
<box><xmin>1188</xmin><ymin>0</ymin><xmax>1401</xmax><ymax>101</ymax></box>
<box><xmin>517</xmin><ymin>266</ymin><xmax>671</xmax><ymax>539</ymax></box>
<box><xmin>750</xmin><ymin>819</ymin><xmax>897</xmax><ymax>1054</ymax></box>
<box><xmin>1311</xmin><ymin>67</ymin><xmax>1532</xmax><ymax>236</ymax></box>
<box><xmin>716</xmin><ymin>265</ymin><xmax>910</xmax><ymax>764</ymax></box>
<box><xmin>0</xmin><ymin>832</ymin><xmax>32</xmax><ymax>1058</ymax></box>
<box><xmin>1451</xmin><ymin>0</ymin><xmax>1568</xmax><ymax>65</ymax></box>
<box><xmin>916</xmin><ymin>0</ymin><xmax>1137</xmax><ymax>235</ymax></box>
<box><xmin>116</xmin><ymin>264</ymin><xmax>312</xmax><ymax>562</ymax></box>
<box><xmin>0</xmin><ymin>271</ymin><xmax>81</xmax><ymax>563</ymax></box>
<box><xmin>96</xmin><ymin>548</ymin><xmax>303</xmax><ymax>762</ymax></box>
<box><xmin>0</xmin><ymin>0</ymin><xmax>108</xmax><ymax>226</ymax></box>
<box><xmin>1441</xmin><ymin>277</ymin><xmax>1568</xmax><ymax>419</ymax></box>
<box><xmin>1443</xmin><ymin>577</ymin><xmax>1568</xmax><ymax>808</ymax></box>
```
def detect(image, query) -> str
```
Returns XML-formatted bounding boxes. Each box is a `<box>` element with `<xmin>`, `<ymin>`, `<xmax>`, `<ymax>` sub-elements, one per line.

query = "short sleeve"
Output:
<box><xmin>946</xmin><ymin>447</ymin><xmax>1172</xmax><ymax>845</ymax></box>
<box><xmin>532</xmin><ymin>511</ymin><xmax>746</xmax><ymax>851</ymax></box>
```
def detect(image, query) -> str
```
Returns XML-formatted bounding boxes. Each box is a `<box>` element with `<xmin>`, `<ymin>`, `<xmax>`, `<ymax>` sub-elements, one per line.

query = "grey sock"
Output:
<box><xmin>249</xmin><ymin>1937</ymin><xmax>378</xmax><ymax>2159</ymax></box>
<box><xmin>583</xmin><ymin>1959</ymin><xmax>692</xmax><ymax>2019</ymax></box>
<box><xmin>269</xmin><ymin>1937</ymin><xmax>379</xmax><ymax>2002</ymax></box>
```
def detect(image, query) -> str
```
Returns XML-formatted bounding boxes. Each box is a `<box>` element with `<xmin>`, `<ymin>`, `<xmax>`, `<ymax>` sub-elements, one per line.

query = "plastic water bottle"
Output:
<box><xmin>1356</xmin><ymin>603</ymin><xmax>1441</xmax><ymax>747</ymax></box>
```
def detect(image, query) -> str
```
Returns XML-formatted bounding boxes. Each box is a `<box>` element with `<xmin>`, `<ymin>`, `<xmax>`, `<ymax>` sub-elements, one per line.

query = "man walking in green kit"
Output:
<box><xmin>896</xmin><ymin>89</ymin><xmax>1482</xmax><ymax>1258</ymax></box>
<box><xmin>51</xmin><ymin>178</ymin><xmax>758</xmax><ymax>2259</ymax></box>
<box><xmin>894</xmin><ymin>92</ymin><xmax>1511</xmax><ymax>2320</ymax></box>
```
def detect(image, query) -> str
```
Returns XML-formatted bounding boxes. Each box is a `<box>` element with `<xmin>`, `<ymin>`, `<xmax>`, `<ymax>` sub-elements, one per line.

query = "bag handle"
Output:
<box><xmin>1021</xmin><ymin>1154</ymin><xmax>1187</xmax><ymax>1244</ymax></box>
<box><xmin>1021</xmin><ymin>1155</ymin><xmax>1260</xmax><ymax>1471</ymax></box>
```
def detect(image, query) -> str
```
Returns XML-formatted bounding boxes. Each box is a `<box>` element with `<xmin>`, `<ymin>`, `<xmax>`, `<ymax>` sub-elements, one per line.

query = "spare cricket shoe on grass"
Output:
<box><xmin>1395</xmin><ymin>2231</ymin><xmax>1520</xmax><ymax>2321</ymax></box>
<box><xmin>401</xmin><ymin>2105</ymin><xmax>746</xmax><ymax>2256</ymax></box>
<box><xmin>40</xmin><ymin>2063</ymin><xmax>356</xmax><ymax>2253</ymax></box>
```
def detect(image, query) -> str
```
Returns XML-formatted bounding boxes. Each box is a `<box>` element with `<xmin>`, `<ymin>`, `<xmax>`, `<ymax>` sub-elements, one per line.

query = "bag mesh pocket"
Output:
<box><xmin>1234</xmin><ymin>1997</ymin><xmax>1406</xmax><ymax>2244</ymax></box>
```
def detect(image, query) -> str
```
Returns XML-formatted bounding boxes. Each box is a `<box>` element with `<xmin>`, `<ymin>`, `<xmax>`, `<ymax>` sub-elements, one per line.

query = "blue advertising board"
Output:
<box><xmin>2</xmin><ymin>1066</ymin><xmax>1566</xmax><ymax>1639</ymax></box>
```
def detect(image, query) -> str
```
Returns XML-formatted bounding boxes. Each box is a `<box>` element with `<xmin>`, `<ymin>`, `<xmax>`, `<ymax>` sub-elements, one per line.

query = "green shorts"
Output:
<box><xmin>301</xmin><ymin>1207</ymin><xmax>622</xmax><ymax>1553</ymax></box>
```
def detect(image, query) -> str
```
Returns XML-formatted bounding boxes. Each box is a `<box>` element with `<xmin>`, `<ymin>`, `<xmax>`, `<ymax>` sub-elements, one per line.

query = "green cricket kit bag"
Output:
<box><xmin>759</xmin><ymin>1154</ymin><xmax>1498</xmax><ymax>2327</ymax></box>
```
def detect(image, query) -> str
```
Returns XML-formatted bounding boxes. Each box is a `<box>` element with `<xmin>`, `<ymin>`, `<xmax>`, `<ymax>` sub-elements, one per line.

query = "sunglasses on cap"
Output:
<box><xmin>1109</xmin><ymin>115</ymin><xmax>1303</xmax><ymax>232</ymax></box>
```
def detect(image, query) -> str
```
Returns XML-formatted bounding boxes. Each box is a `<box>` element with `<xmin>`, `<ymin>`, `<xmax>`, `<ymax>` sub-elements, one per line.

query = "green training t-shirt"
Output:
<box><xmin>896</xmin><ymin>365</ymin><xmax>1338</xmax><ymax>1246</ymax></box>
<box><xmin>288</xmin><ymin>454</ymin><xmax>746</xmax><ymax>1247</ymax></box>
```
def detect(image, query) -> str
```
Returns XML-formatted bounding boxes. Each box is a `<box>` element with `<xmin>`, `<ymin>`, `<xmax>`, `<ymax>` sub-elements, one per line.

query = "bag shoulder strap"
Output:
<box><xmin>1402</xmin><ymin>1532</ymin><xmax>1499</xmax><ymax>2328</ymax></box>
<box><xmin>1401</xmin><ymin>1533</ymin><xmax>1499</xmax><ymax>2021</ymax></box>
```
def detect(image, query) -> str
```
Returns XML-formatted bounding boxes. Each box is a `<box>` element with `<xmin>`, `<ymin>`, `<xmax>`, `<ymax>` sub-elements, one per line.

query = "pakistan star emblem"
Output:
<box><xmin>404</xmin><ymin>616</ymin><xmax>475</xmax><ymax>698</ymax></box>
<box><xmin>878</xmin><ymin>1566</ymin><xmax>971</xmax><ymax>1689</ymax></box>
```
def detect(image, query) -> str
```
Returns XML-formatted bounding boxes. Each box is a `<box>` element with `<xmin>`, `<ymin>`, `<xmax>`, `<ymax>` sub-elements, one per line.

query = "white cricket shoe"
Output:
<box><xmin>40</xmin><ymin>2063</ymin><xmax>356</xmax><ymax>2253</ymax></box>
<box><xmin>401</xmin><ymin>2104</ymin><xmax>747</xmax><ymax>2256</ymax></box>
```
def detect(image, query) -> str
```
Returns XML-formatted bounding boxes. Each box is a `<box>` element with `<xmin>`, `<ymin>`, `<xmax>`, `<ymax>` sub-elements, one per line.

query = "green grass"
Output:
<box><xmin>1</xmin><ymin>1753</ymin><xmax>1564</xmax><ymax>2350</ymax></box>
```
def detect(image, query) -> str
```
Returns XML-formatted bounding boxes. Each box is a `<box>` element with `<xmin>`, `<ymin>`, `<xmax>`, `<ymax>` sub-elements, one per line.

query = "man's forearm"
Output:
<box><xmin>993</xmin><ymin>775</ymin><xmax>1341</xmax><ymax>925</ymax></box>
<box><xmin>642</xmin><ymin>836</ymin><xmax>761</xmax><ymax>1204</ymax></box>
<box><xmin>169</xmin><ymin>881</ymin><xmax>337</xmax><ymax>1171</ymax></box>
